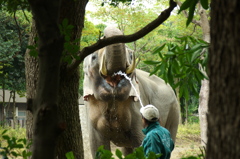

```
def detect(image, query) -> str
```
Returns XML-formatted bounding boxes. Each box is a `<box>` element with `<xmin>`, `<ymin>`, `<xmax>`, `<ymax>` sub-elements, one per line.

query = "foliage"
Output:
<box><xmin>66</xmin><ymin>151</ymin><xmax>75</xmax><ymax>159</ymax></box>
<box><xmin>0</xmin><ymin>10</ymin><xmax>29</xmax><ymax>92</ymax></box>
<box><xmin>0</xmin><ymin>127</ymin><xmax>32</xmax><ymax>159</ymax></box>
<box><xmin>88</xmin><ymin>0</ymin><xmax>203</xmax><ymax>73</ymax></box>
<box><xmin>95</xmin><ymin>145</ymin><xmax>161</xmax><ymax>159</ymax></box>
<box><xmin>144</xmin><ymin>36</ymin><xmax>209</xmax><ymax>101</ymax></box>
<box><xmin>178</xmin><ymin>0</ymin><xmax>209</xmax><ymax>26</ymax></box>
<box><xmin>58</xmin><ymin>18</ymin><xmax>81</xmax><ymax>64</ymax></box>
<box><xmin>101</xmin><ymin>0</ymin><xmax>132</xmax><ymax>7</ymax></box>
<box><xmin>0</xmin><ymin>0</ymin><xmax>30</xmax><ymax>14</ymax></box>
<box><xmin>81</xmin><ymin>19</ymin><xmax>101</xmax><ymax>49</ymax></box>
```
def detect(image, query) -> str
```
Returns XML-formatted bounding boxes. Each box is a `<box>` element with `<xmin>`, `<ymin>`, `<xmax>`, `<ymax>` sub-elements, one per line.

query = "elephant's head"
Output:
<box><xmin>83</xmin><ymin>26</ymin><xmax>137</xmax><ymax>102</ymax></box>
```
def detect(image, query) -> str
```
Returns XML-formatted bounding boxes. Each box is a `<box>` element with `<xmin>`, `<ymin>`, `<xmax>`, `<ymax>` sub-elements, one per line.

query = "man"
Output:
<box><xmin>140</xmin><ymin>105</ymin><xmax>174</xmax><ymax>159</ymax></box>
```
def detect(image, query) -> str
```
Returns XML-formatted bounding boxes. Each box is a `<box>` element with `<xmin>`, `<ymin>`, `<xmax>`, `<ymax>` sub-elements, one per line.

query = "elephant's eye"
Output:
<box><xmin>130</xmin><ymin>54</ymin><xmax>133</xmax><ymax>60</ymax></box>
<box><xmin>92</xmin><ymin>54</ymin><xmax>97</xmax><ymax>61</ymax></box>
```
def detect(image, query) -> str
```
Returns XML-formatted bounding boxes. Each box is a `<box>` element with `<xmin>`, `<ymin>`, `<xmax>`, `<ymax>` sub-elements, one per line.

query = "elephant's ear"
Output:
<box><xmin>83</xmin><ymin>54</ymin><xmax>94</xmax><ymax>100</ymax></box>
<box><xmin>129</xmin><ymin>76</ymin><xmax>140</xmax><ymax>102</ymax></box>
<box><xmin>83</xmin><ymin>77</ymin><xmax>93</xmax><ymax>100</ymax></box>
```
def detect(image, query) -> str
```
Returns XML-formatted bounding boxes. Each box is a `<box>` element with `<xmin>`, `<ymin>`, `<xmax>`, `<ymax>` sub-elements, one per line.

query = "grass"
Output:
<box><xmin>171</xmin><ymin>123</ymin><xmax>204</xmax><ymax>159</ymax></box>
<box><xmin>177</xmin><ymin>123</ymin><xmax>201</xmax><ymax>142</ymax></box>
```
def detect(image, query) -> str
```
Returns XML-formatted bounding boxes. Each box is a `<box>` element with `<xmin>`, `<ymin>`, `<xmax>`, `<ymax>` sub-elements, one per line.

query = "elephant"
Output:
<box><xmin>83</xmin><ymin>26</ymin><xmax>180</xmax><ymax>157</ymax></box>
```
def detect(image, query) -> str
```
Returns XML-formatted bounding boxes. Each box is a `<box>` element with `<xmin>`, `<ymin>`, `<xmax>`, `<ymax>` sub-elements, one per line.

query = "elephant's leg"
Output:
<box><xmin>165</xmin><ymin>102</ymin><xmax>180</xmax><ymax>143</ymax></box>
<box><xmin>121</xmin><ymin>147</ymin><xmax>134</xmax><ymax>156</ymax></box>
<box><xmin>89</xmin><ymin>126</ymin><xmax>111</xmax><ymax>158</ymax></box>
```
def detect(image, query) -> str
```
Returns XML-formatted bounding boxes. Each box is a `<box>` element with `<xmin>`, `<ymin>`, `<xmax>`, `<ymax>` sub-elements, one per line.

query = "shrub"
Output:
<box><xmin>0</xmin><ymin>127</ymin><xmax>31</xmax><ymax>159</ymax></box>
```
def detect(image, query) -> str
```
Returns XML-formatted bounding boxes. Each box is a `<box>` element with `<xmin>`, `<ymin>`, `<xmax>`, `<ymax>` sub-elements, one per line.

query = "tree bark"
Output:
<box><xmin>207</xmin><ymin>1</ymin><xmax>240</xmax><ymax>158</ymax></box>
<box><xmin>55</xmin><ymin>0</ymin><xmax>87</xmax><ymax>158</ymax></box>
<box><xmin>198</xmin><ymin>5</ymin><xmax>210</xmax><ymax>146</ymax></box>
<box><xmin>56</xmin><ymin>65</ymin><xmax>82</xmax><ymax>158</ymax></box>
<box><xmin>25</xmin><ymin>0</ymin><xmax>87</xmax><ymax>158</ymax></box>
<box><xmin>25</xmin><ymin>20</ymin><xmax>38</xmax><ymax>155</ymax></box>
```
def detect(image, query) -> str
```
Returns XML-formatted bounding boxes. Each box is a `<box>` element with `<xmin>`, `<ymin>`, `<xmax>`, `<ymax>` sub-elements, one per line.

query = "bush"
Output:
<box><xmin>0</xmin><ymin>127</ymin><xmax>31</xmax><ymax>159</ymax></box>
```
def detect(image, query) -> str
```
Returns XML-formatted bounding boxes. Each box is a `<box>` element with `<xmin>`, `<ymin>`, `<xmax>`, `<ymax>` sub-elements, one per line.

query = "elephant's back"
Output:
<box><xmin>135</xmin><ymin>69</ymin><xmax>177</xmax><ymax>109</ymax></box>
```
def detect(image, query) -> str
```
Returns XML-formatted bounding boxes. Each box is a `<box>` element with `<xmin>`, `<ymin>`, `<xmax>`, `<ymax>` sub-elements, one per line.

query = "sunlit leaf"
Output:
<box><xmin>65</xmin><ymin>151</ymin><xmax>75</xmax><ymax>159</ymax></box>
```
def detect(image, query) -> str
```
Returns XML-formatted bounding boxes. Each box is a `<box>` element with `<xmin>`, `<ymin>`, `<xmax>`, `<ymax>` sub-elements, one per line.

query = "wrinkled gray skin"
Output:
<box><xmin>83</xmin><ymin>26</ymin><xmax>180</xmax><ymax>157</ymax></box>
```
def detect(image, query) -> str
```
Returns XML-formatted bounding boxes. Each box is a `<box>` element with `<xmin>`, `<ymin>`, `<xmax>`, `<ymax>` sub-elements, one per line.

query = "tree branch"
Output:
<box><xmin>68</xmin><ymin>0</ymin><xmax>177</xmax><ymax>71</ymax></box>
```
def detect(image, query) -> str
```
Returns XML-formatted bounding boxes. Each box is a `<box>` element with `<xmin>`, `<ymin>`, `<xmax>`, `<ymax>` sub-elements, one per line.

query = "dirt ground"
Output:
<box><xmin>171</xmin><ymin>134</ymin><xmax>202</xmax><ymax>159</ymax></box>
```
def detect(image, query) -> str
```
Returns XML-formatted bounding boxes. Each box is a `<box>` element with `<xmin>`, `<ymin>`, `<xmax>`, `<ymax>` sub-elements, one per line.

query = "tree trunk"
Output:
<box><xmin>198</xmin><ymin>6</ymin><xmax>210</xmax><ymax>146</ymax></box>
<box><xmin>207</xmin><ymin>1</ymin><xmax>240</xmax><ymax>158</ymax></box>
<box><xmin>12</xmin><ymin>91</ymin><xmax>17</xmax><ymax>129</ymax></box>
<box><xmin>55</xmin><ymin>0</ymin><xmax>87</xmax><ymax>158</ymax></box>
<box><xmin>25</xmin><ymin>20</ymin><xmax>38</xmax><ymax>155</ymax></box>
<box><xmin>198</xmin><ymin>79</ymin><xmax>208</xmax><ymax>146</ymax></box>
<box><xmin>1</xmin><ymin>87</ymin><xmax>6</xmax><ymax>126</ymax></box>
<box><xmin>56</xmin><ymin>65</ymin><xmax>83</xmax><ymax>158</ymax></box>
<box><xmin>25</xmin><ymin>0</ymin><xmax>87</xmax><ymax>158</ymax></box>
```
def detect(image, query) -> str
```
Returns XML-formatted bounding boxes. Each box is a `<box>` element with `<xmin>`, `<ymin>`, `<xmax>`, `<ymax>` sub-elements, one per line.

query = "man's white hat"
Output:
<box><xmin>140</xmin><ymin>104</ymin><xmax>159</xmax><ymax>122</ymax></box>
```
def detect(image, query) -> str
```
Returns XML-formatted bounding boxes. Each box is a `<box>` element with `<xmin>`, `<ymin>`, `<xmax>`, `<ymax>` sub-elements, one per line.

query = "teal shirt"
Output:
<box><xmin>141</xmin><ymin>122</ymin><xmax>174</xmax><ymax>159</ymax></box>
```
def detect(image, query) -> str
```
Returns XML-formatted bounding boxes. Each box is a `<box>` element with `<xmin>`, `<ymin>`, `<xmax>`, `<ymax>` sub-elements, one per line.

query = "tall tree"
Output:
<box><xmin>177</xmin><ymin>0</ymin><xmax>210</xmax><ymax>145</ymax></box>
<box><xmin>207</xmin><ymin>1</ymin><xmax>240</xmax><ymax>158</ymax></box>
<box><xmin>25</xmin><ymin>0</ymin><xmax>87</xmax><ymax>158</ymax></box>
<box><xmin>0</xmin><ymin>10</ymin><xmax>29</xmax><ymax>126</ymax></box>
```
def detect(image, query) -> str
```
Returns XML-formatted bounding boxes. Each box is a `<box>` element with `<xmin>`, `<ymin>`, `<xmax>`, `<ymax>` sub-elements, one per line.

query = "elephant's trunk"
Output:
<box><xmin>100</xmin><ymin>26</ymin><xmax>135</xmax><ymax>76</ymax></box>
<box><xmin>104</xmin><ymin>43</ymin><xmax>127</xmax><ymax>75</ymax></box>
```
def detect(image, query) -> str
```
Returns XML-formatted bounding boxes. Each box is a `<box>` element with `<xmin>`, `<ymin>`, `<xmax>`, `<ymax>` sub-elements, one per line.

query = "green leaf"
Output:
<box><xmin>191</xmin><ymin>83</ymin><xmax>200</xmax><ymax>98</ymax></box>
<box><xmin>158</xmin><ymin>51</ymin><xmax>164</xmax><ymax>59</ymax></box>
<box><xmin>27</xmin><ymin>45</ymin><xmax>35</xmax><ymax>49</ymax></box>
<box><xmin>15</xmin><ymin>144</ymin><xmax>24</xmax><ymax>148</ymax></box>
<box><xmin>11</xmin><ymin>151</ymin><xmax>19</xmax><ymax>157</ymax></box>
<box><xmin>115</xmin><ymin>149</ymin><xmax>123</xmax><ymax>159</ymax></box>
<box><xmin>165</xmin><ymin>51</ymin><xmax>175</xmax><ymax>56</ymax></box>
<box><xmin>200</xmin><ymin>0</ymin><xmax>209</xmax><ymax>10</ymax></box>
<box><xmin>2</xmin><ymin>135</ymin><xmax>10</xmax><ymax>140</ymax></box>
<box><xmin>63</xmin><ymin>55</ymin><xmax>73</xmax><ymax>64</ymax></box>
<box><xmin>1</xmin><ymin>129</ymin><xmax>8</xmax><ymax>135</ymax></box>
<box><xmin>152</xmin><ymin>44</ymin><xmax>166</xmax><ymax>54</ymax></box>
<box><xmin>134</xmin><ymin>147</ymin><xmax>144</xmax><ymax>159</ymax></box>
<box><xmin>65</xmin><ymin>36</ymin><xmax>70</xmax><ymax>42</ymax></box>
<box><xmin>65</xmin><ymin>151</ymin><xmax>75</xmax><ymax>159</ymax></box>
<box><xmin>178</xmin><ymin>0</ymin><xmax>192</xmax><ymax>14</ymax></box>
<box><xmin>125</xmin><ymin>153</ymin><xmax>136</xmax><ymax>159</ymax></box>
<box><xmin>150</xmin><ymin>64</ymin><xmax>161</xmax><ymax>76</ymax></box>
<box><xmin>62</xmin><ymin>18</ymin><xmax>69</xmax><ymax>28</ymax></box>
<box><xmin>183</xmin><ymin>84</ymin><xmax>190</xmax><ymax>100</ymax></box>
<box><xmin>67</xmin><ymin>25</ymin><xmax>74</xmax><ymax>30</ymax></box>
<box><xmin>172</xmin><ymin>59</ymin><xmax>180</xmax><ymax>74</ymax></box>
<box><xmin>29</xmin><ymin>50</ymin><xmax>38</xmax><ymax>57</ymax></box>
<box><xmin>167</xmin><ymin>65</ymin><xmax>174</xmax><ymax>85</ymax></box>
<box><xmin>186</xmin><ymin>0</ymin><xmax>198</xmax><ymax>27</ymax></box>
<box><xmin>190</xmin><ymin>50</ymin><xmax>201</xmax><ymax>63</ymax></box>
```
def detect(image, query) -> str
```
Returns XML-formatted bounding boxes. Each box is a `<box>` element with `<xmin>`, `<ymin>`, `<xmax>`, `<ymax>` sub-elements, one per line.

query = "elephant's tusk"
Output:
<box><xmin>100</xmin><ymin>53</ymin><xmax>108</xmax><ymax>76</ymax></box>
<box><xmin>126</xmin><ymin>53</ymin><xmax>136</xmax><ymax>74</ymax></box>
